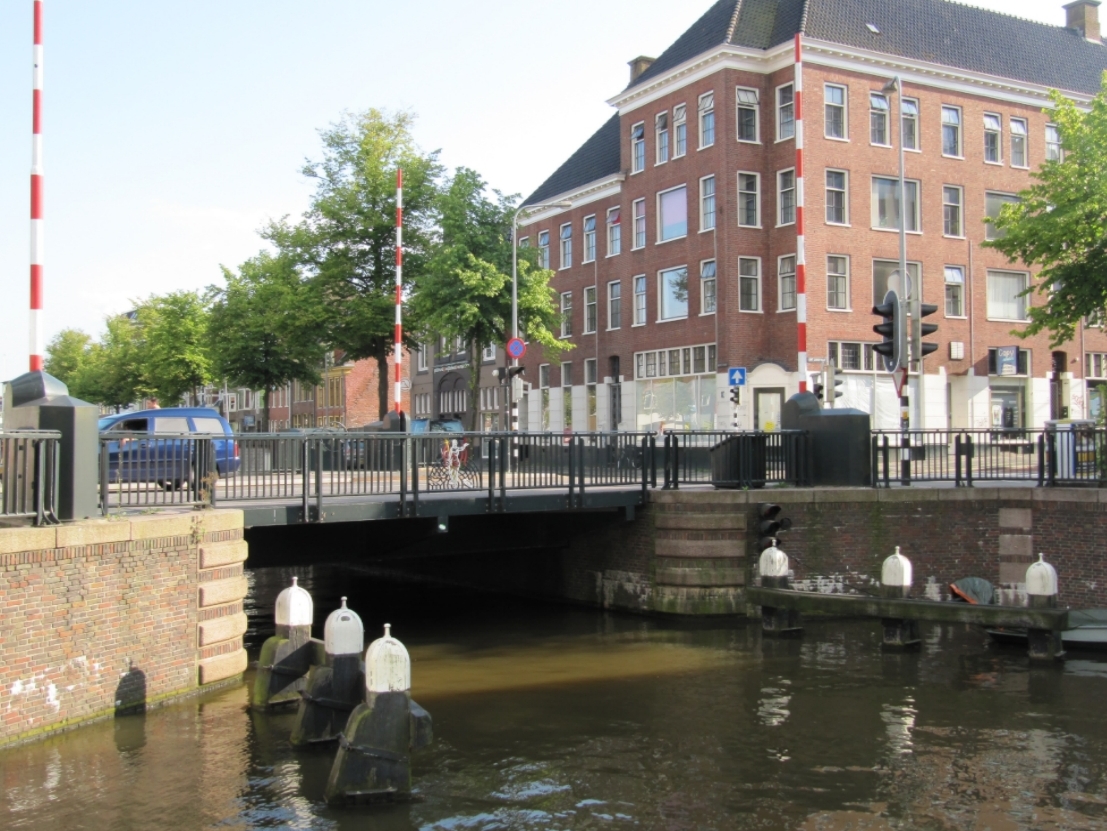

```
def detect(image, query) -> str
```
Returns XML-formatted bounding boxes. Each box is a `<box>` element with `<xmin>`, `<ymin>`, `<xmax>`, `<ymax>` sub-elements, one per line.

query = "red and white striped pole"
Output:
<box><xmin>29</xmin><ymin>0</ymin><xmax>45</xmax><ymax>372</ymax></box>
<box><xmin>793</xmin><ymin>33</ymin><xmax>807</xmax><ymax>393</ymax></box>
<box><xmin>393</xmin><ymin>169</ymin><xmax>403</xmax><ymax>415</ymax></box>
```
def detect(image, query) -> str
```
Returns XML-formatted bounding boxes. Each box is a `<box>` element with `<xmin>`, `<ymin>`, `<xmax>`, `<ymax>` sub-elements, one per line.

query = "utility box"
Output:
<box><xmin>1044</xmin><ymin>418</ymin><xmax>1096</xmax><ymax>480</ymax></box>
<box><xmin>2</xmin><ymin>371</ymin><xmax>99</xmax><ymax>521</ymax></box>
<box><xmin>782</xmin><ymin>392</ymin><xmax>871</xmax><ymax>486</ymax></box>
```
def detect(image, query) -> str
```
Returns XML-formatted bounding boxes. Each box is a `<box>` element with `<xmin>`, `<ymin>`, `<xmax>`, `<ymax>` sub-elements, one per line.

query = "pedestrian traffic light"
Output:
<box><xmin>758</xmin><ymin>503</ymin><xmax>793</xmax><ymax>551</ymax></box>
<box><xmin>729</xmin><ymin>386</ymin><xmax>741</xmax><ymax>405</ymax></box>
<box><xmin>872</xmin><ymin>289</ymin><xmax>904</xmax><ymax>372</ymax></box>
<box><xmin>813</xmin><ymin>379</ymin><xmax>825</xmax><ymax>401</ymax></box>
<box><xmin>826</xmin><ymin>364</ymin><xmax>843</xmax><ymax>403</ymax></box>
<box><xmin>919</xmin><ymin>303</ymin><xmax>939</xmax><ymax>360</ymax></box>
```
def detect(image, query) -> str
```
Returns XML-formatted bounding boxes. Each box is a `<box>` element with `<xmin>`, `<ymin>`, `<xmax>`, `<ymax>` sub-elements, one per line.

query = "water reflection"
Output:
<box><xmin>0</xmin><ymin>566</ymin><xmax>1105</xmax><ymax>830</ymax></box>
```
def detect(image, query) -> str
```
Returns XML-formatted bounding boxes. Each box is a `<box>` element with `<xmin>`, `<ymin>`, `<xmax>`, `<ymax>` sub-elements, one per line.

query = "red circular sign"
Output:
<box><xmin>506</xmin><ymin>337</ymin><xmax>526</xmax><ymax>360</ymax></box>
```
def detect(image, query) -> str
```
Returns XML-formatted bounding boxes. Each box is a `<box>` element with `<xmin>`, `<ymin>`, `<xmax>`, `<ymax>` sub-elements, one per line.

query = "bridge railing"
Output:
<box><xmin>1</xmin><ymin>429</ymin><xmax>60</xmax><ymax>525</ymax></box>
<box><xmin>99</xmin><ymin>431</ymin><xmax>220</xmax><ymax>512</ymax></box>
<box><xmin>662</xmin><ymin>430</ymin><xmax>811</xmax><ymax>489</ymax></box>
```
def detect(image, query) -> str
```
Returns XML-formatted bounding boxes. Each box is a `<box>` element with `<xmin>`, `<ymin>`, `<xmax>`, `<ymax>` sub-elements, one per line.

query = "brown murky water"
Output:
<box><xmin>2</xmin><ymin>565</ymin><xmax>1106</xmax><ymax>830</ymax></box>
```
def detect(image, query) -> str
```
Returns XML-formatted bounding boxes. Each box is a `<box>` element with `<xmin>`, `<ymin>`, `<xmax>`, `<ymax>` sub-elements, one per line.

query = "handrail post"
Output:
<box><xmin>640</xmin><ymin>436</ymin><xmax>648</xmax><ymax>500</ymax></box>
<box><xmin>100</xmin><ymin>439</ymin><xmax>110</xmax><ymax>516</ymax></box>
<box><xmin>871</xmin><ymin>435</ymin><xmax>878</xmax><ymax>488</ymax></box>
<box><xmin>315</xmin><ymin>438</ymin><xmax>323</xmax><ymax>521</ymax></box>
<box><xmin>649</xmin><ymin>435</ymin><xmax>657</xmax><ymax>489</ymax></box>
<box><xmin>399</xmin><ymin>437</ymin><xmax>408</xmax><ymax>517</ymax></box>
<box><xmin>901</xmin><ymin>431</ymin><xmax>911</xmax><ymax>486</ymax></box>
<box><xmin>411</xmin><ymin>436</ymin><xmax>420</xmax><ymax>516</ymax></box>
<box><xmin>33</xmin><ymin>438</ymin><xmax>45</xmax><ymax>526</ymax></box>
<box><xmin>954</xmin><ymin>434</ymin><xmax>962</xmax><ymax>487</ymax></box>
<box><xmin>672</xmin><ymin>434</ymin><xmax>680</xmax><ymax>490</ymax></box>
<box><xmin>208</xmin><ymin>439</ymin><xmax>218</xmax><ymax>507</ymax></box>
<box><xmin>965</xmin><ymin>435</ymin><xmax>974</xmax><ymax>486</ymax></box>
<box><xmin>301</xmin><ymin>439</ymin><xmax>309</xmax><ymax>523</ymax></box>
<box><xmin>1047</xmin><ymin>428</ymin><xmax>1057</xmax><ymax>487</ymax></box>
<box><xmin>577</xmin><ymin>437</ymin><xmax>585</xmax><ymax>507</ymax></box>
<box><xmin>1037</xmin><ymin>432</ymin><xmax>1045</xmax><ymax>487</ymax></box>
<box><xmin>499</xmin><ymin>436</ymin><xmax>507</xmax><ymax>507</ymax></box>
<box><xmin>567</xmin><ymin>433</ymin><xmax>575</xmax><ymax>508</ymax></box>
<box><xmin>486</xmin><ymin>436</ymin><xmax>495</xmax><ymax>513</ymax></box>
<box><xmin>882</xmin><ymin>435</ymin><xmax>890</xmax><ymax>488</ymax></box>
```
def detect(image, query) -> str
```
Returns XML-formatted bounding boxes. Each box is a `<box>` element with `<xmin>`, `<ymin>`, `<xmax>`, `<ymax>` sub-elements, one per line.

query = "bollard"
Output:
<box><xmin>325</xmin><ymin>624</ymin><xmax>433</xmax><ymax>805</ymax></box>
<box><xmin>290</xmin><ymin>597</ymin><xmax>365</xmax><ymax>746</ymax></box>
<box><xmin>1025</xmin><ymin>554</ymin><xmax>1064</xmax><ymax>662</ymax></box>
<box><xmin>252</xmin><ymin>577</ymin><xmax>326</xmax><ymax>710</ymax></box>
<box><xmin>758</xmin><ymin>540</ymin><xmax>802</xmax><ymax>636</ymax></box>
<box><xmin>880</xmin><ymin>547</ymin><xmax>920</xmax><ymax>649</ymax></box>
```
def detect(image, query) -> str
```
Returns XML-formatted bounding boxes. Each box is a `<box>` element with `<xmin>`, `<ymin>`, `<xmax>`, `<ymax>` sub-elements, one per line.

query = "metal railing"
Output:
<box><xmin>872</xmin><ymin>427</ymin><xmax>1107</xmax><ymax>487</ymax></box>
<box><xmin>1</xmin><ymin>430</ymin><xmax>60</xmax><ymax>525</ymax></box>
<box><xmin>663</xmin><ymin>430</ymin><xmax>811</xmax><ymax>489</ymax></box>
<box><xmin>99</xmin><ymin>431</ymin><xmax>220</xmax><ymax>512</ymax></box>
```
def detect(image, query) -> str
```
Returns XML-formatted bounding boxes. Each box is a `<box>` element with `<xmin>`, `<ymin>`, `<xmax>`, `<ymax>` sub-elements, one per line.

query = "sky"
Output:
<box><xmin>0</xmin><ymin>0</ymin><xmax>1070</xmax><ymax>383</ymax></box>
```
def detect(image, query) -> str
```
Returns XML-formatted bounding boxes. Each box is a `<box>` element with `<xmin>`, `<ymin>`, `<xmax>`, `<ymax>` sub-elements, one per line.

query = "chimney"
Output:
<box><xmin>1064</xmin><ymin>0</ymin><xmax>1102</xmax><ymax>42</ymax></box>
<box><xmin>628</xmin><ymin>56</ymin><xmax>656</xmax><ymax>84</ymax></box>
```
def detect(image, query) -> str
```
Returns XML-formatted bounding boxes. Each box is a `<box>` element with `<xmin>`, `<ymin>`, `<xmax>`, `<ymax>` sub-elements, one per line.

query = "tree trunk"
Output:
<box><xmin>375</xmin><ymin>343</ymin><xmax>391</xmax><ymax>421</ymax></box>
<box><xmin>467</xmin><ymin>340</ymin><xmax>482</xmax><ymax>432</ymax></box>
<box><xmin>263</xmin><ymin>386</ymin><xmax>272</xmax><ymax>433</ymax></box>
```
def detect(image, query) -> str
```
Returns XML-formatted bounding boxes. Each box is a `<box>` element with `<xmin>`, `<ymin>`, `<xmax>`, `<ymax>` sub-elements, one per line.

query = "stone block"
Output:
<box><xmin>196</xmin><ymin>510</ymin><xmax>245</xmax><ymax>536</ymax></box>
<box><xmin>55</xmin><ymin>520</ymin><xmax>131</xmax><ymax>548</ymax></box>
<box><xmin>998</xmin><ymin>508</ymin><xmax>1032</xmax><ymax>529</ymax></box>
<box><xmin>128</xmin><ymin>513</ymin><xmax>195</xmax><ymax>541</ymax></box>
<box><xmin>199</xmin><ymin>576</ymin><xmax>249</xmax><ymax>608</ymax></box>
<box><xmin>0</xmin><ymin>526</ymin><xmax>56</xmax><ymax>555</ymax></box>
<box><xmin>814</xmin><ymin>488</ymin><xmax>879</xmax><ymax>503</ymax></box>
<box><xmin>200</xmin><ymin>540</ymin><xmax>249</xmax><ymax>570</ymax></box>
<box><xmin>655</xmin><ymin>565</ymin><xmax>745</xmax><ymax>587</ymax></box>
<box><xmin>878</xmin><ymin>488</ymin><xmax>939</xmax><ymax>503</ymax></box>
<box><xmin>999</xmin><ymin>563</ymin><xmax>1030</xmax><ymax>584</ymax></box>
<box><xmin>199</xmin><ymin>649</ymin><xmax>247</xmax><ymax>685</ymax></box>
<box><xmin>652</xmin><ymin>490</ymin><xmax>748</xmax><ymax>506</ymax></box>
<box><xmin>199</xmin><ymin>612</ymin><xmax>248</xmax><ymax>647</ymax></box>
<box><xmin>1034</xmin><ymin>488</ymin><xmax>1099</xmax><ymax>504</ymax></box>
<box><xmin>656</xmin><ymin>538</ymin><xmax>738</xmax><ymax>559</ymax></box>
<box><xmin>763</xmin><ymin>489</ymin><xmax>817</xmax><ymax>504</ymax></box>
<box><xmin>655</xmin><ymin>513</ymin><xmax>746</xmax><ymax>530</ymax></box>
<box><xmin>998</xmin><ymin>534</ymin><xmax>1033</xmax><ymax>559</ymax></box>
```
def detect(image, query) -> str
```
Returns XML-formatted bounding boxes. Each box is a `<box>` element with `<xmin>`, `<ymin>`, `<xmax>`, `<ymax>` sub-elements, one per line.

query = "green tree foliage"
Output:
<box><xmin>984</xmin><ymin>83</ymin><xmax>1107</xmax><ymax>346</ymax></box>
<box><xmin>277</xmin><ymin>108</ymin><xmax>443</xmax><ymax>419</ymax></box>
<box><xmin>411</xmin><ymin>168</ymin><xmax>568</xmax><ymax>429</ymax></box>
<box><xmin>44</xmin><ymin>329</ymin><xmax>91</xmax><ymax>391</ymax></box>
<box><xmin>80</xmin><ymin>314</ymin><xmax>146</xmax><ymax>410</ymax></box>
<box><xmin>209</xmin><ymin>251</ymin><xmax>326</xmax><ymax>430</ymax></box>
<box><xmin>134</xmin><ymin>290</ymin><xmax>213</xmax><ymax>405</ymax></box>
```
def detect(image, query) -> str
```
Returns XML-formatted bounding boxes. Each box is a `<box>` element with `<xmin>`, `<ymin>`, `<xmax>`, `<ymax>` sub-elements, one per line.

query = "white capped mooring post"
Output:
<box><xmin>252</xmin><ymin>577</ymin><xmax>326</xmax><ymax>711</ymax></box>
<box><xmin>1025</xmin><ymin>554</ymin><xmax>1064</xmax><ymax>662</ymax></box>
<box><xmin>880</xmin><ymin>547</ymin><xmax>920</xmax><ymax>650</ymax></box>
<box><xmin>881</xmin><ymin>547</ymin><xmax>913</xmax><ymax>599</ymax></box>
<box><xmin>291</xmin><ymin>598</ymin><xmax>366</xmax><ymax>747</ymax></box>
<box><xmin>758</xmin><ymin>540</ymin><xmax>803</xmax><ymax>637</ymax></box>
<box><xmin>325</xmin><ymin>624</ymin><xmax>434</xmax><ymax>805</ymax></box>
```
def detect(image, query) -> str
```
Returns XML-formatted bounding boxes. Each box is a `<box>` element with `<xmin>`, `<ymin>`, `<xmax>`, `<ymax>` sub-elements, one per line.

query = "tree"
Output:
<box><xmin>209</xmin><ymin>251</ymin><xmax>326</xmax><ymax>430</ymax></box>
<box><xmin>278</xmin><ymin>109</ymin><xmax>443</xmax><ymax>419</ymax></box>
<box><xmin>411</xmin><ymin>168</ymin><xmax>568</xmax><ymax>429</ymax></box>
<box><xmin>44</xmin><ymin>329</ymin><xmax>91</xmax><ymax>391</ymax></box>
<box><xmin>984</xmin><ymin>82</ymin><xmax>1107</xmax><ymax>346</ymax></box>
<box><xmin>134</xmin><ymin>290</ymin><xmax>213</xmax><ymax>405</ymax></box>
<box><xmin>79</xmin><ymin>314</ymin><xmax>146</xmax><ymax>410</ymax></box>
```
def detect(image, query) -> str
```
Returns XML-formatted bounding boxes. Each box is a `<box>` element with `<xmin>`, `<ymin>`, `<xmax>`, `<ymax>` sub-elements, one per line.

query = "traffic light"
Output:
<box><xmin>872</xmin><ymin>289</ymin><xmax>905</xmax><ymax>372</ymax></box>
<box><xmin>493</xmin><ymin>366</ymin><xmax>526</xmax><ymax>384</ymax></box>
<box><xmin>758</xmin><ymin>503</ymin><xmax>793</xmax><ymax>551</ymax></box>
<box><xmin>813</xmin><ymin>378</ymin><xmax>825</xmax><ymax>401</ymax></box>
<box><xmin>729</xmin><ymin>386</ymin><xmax>741</xmax><ymax>405</ymax></box>
<box><xmin>826</xmin><ymin>364</ymin><xmax>843</xmax><ymax>404</ymax></box>
<box><xmin>919</xmin><ymin>303</ymin><xmax>939</xmax><ymax>360</ymax></box>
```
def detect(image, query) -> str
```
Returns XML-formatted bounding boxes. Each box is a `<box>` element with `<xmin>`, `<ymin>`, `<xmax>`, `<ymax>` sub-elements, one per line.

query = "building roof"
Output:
<box><xmin>524</xmin><ymin>0</ymin><xmax>1107</xmax><ymax>205</ymax></box>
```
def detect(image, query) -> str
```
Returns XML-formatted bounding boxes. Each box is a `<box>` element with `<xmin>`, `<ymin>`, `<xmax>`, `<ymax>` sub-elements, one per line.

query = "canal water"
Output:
<box><xmin>3</xmin><ymin>565</ymin><xmax>1107</xmax><ymax>830</ymax></box>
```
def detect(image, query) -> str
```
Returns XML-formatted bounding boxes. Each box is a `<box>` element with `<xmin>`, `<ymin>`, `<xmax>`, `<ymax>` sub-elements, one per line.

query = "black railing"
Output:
<box><xmin>1</xmin><ymin>429</ymin><xmax>60</xmax><ymax>525</ymax></box>
<box><xmin>99</xmin><ymin>432</ymin><xmax>220</xmax><ymax>512</ymax></box>
<box><xmin>667</xmin><ymin>430</ymin><xmax>810</xmax><ymax>489</ymax></box>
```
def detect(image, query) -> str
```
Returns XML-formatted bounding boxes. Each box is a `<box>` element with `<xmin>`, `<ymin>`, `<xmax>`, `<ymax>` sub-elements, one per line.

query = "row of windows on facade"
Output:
<box><xmin>415</xmin><ymin>340</ymin><xmax>497</xmax><ymax>371</ymax></box>
<box><xmin>536</xmin><ymin>344</ymin><xmax>717</xmax><ymax>387</ymax></box>
<box><xmin>412</xmin><ymin>387</ymin><xmax>504</xmax><ymax>417</ymax></box>
<box><xmin>825</xmin><ymin>342</ymin><xmax>1033</xmax><ymax>375</ymax></box>
<box><xmin>528</xmin><ymin>174</ymin><xmax>1025</xmax><ymax>272</ymax></box>
<box><xmin>626</xmin><ymin>83</ymin><xmax>1062</xmax><ymax>175</ymax></box>
<box><xmin>552</xmin><ymin>255</ymin><xmax>1029</xmax><ymax>329</ymax></box>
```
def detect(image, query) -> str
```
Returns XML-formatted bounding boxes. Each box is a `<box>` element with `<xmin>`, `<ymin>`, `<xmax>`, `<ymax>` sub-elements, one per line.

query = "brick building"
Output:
<box><xmin>518</xmin><ymin>0</ymin><xmax>1107</xmax><ymax>433</ymax></box>
<box><xmin>410</xmin><ymin>341</ymin><xmax>512</xmax><ymax>430</ymax></box>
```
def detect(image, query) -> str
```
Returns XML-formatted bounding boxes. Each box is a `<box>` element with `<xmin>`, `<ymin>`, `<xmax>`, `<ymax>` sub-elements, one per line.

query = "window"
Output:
<box><xmin>987</xmin><ymin>270</ymin><xmax>1028</xmax><ymax>320</ymax></box>
<box><xmin>608</xmin><ymin>280</ymin><xmax>621</xmax><ymax>329</ymax></box>
<box><xmin>635</xmin><ymin>343</ymin><xmax>715</xmax><ymax>379</ymax></box>
<box><xmin>987</xmin><ymin>348</ymin><xmax>1029</xmax><ymax>376</ymax></box>
<box><xmin>658</xmin><ymin>267</ymin><xmax>689</xmax><ymax>321</ymax></box>
<box><xmin>736</xmin><ymin>87</ymin><xmax>759</xmax><ymax>142</ymax></box>
<box><xmin>942</xmin><ymin>106</ymin><xmax>962</xmax><ymax>157</ymax></box>
<box><xmin>985</xmin><ymin>192</ymin><xmax>1019</xmax><ymax>240</ymax></box>
<box><xmin>585</xmin><ymin>358</ymin><xmax>597</xmax><ymax>385</ymax></box>
<box><xmin>539</xmin><ymin>364</ymin><xmax>550</xmax><ymax>388</ymax></box>
<box><xmin>778</xmin><ymin>169</ymin><xmax>796</xmax><ymax>226</ymax></box>
<box><xmin>827</xmin><ymin>255</ymin><xmax>850</xmax><ymax>310</ymax></box>
<box><xmin>583</xmin><ymin>286</ymin><xmax>597</xmax><ymax>334</ymax></box>
<box><xmin>1010</xmin><ymin>118</ymin><xmax>1028</xmax><ymax>167</ymax></box>
<box><xmin>633</xmin><ymin>199</ymin><xmax>646</xmax><ymax>249</ymax></box>
<box><xmin>538</xmin><ymin>231</ymin><xmax>550</xmax><ymax>268</ymax></box>
<box><xmin>870</xmin><ymin>92</ymin><xmax>890</xmax><ymax>145</ymax></box>
<box><xmin>417</xmin><ymin>343</ymin><xmax>428</xmax><ymax>371</ymax></box>
<box><xmin>701</xmin><ymin>260</ymin><xmax>716</xmax><ymax>314</ymax></box>
<box><xmin>559</xmin><ymin>223</ymin><xmax>572</xmax><ymax>269</ymax></box>
<box><xmin>777</xmin><ymin>84</ymin><xmax>795</xmax><ymax>140</ymax></box>
<box><xmin>873</xmin><ymin>259</ymin><xmax>920</xmax><ymax>304</ymax></box>
<box><xmin>738</xmin><ymin>172</ymin><xmax>760</xmax><ymax>227</ymax></box>
<box><xmin>518</xmin><ymin>235</ymin><xmax>529</xmax><ymax>249</ymax></box>
<box><xmin>945</xmin><ymin>265</ymin><xmax>965</xmax><ymax>317</ymax></box>
<box><xmin>825</xmin><ymin>85</ymin><xmax>846</xmax><ymax>139</ymax></box>
<box><xmin>828</xmin><ymin>341</ymin><xmax>877</xmax><ymax>371</ymax></box>
<box><xmin>871</xmin><ymin>176</ymin><xmax>919</xmax><ymax>232</ymax></box>
<box><xmin>943</xmin><ymin>185</ymin><xmax>963</xmax><ymax>237</ymax></box>
<box><xmin>739</xmin><ymin>257</ymin><xmax>761</xmax><ymax>311</ymax></box>
<box><xmin>631</xmin><ymin>122</ymin><xmax>646</xmax><ymax>173</ymax></box>
<box><xmin>658</xmin><ymin>186</ymin><xmax>688</xmax><ymax>241</ymax></box>
<box><xmin>673</xmin><ymin>104</ymin><xmax>687</xmax><ymax>156</ymax></box>
<box><xmin>483</xmin><ymin>343</ymin><xmax>496</xmax><ymax>361</ymax></box>
<box><xmin>583</xmin><ymin>215</ymin><xmax>596</xmax><ymax>262</ymax></box>
<box><xmin>633</xmin><ymin>275</ymin><xmax>647</xmax><ymax>325</ymax></box>
<box><xmin>656</xmin><ymin>112</ymin><xmax>670</xmax><ymax>164</ymax></box>
<box><xmin>1087</xmin><ymin>352</ymin><xmax>1107</xmax><ymax>377</ymax></box>
<box><xmin>562</xmin><ymin>362</ymin><xmax>573</xmax><ymax>388</ymax></box>
<box><xmin>983</xmin><ymin>113</ymin><xmax>1002</xmax><ymax>163</ymax></box>
<box><xmin>826</xmin><ymin>169</ymin><xmax>848</xmax><ymax>224</ymax></box>
<box><xmin>700</xmin><ymin>175</ymin><xmax>716</xmax><ymax>231</ymax></box>
<box><xmin>606</xmin><ymin>207</ymin><xmax>621</xmax><ymax>256</ymax></box>
<box><xmin>902</xmin><ymin>98</ymin><xmax>919</xmax><ymax>150</ymax></box>
<box><xmin>699</xmin><ymin>92</ymin><xmax>715</xmax><ymax>147</ymax></box>
<box><xmin>1046</xmin><ymin>124</ymin><xmax>1061</xmax><ymax>161</ymax></box>
<box><xmin>560</xmin><ymin>291</ymin><xmax>572</xmax><ymax>337</ymax></box>
<box><xmin>778</xmin><ymin>255</ymin><xmax>797</xmax><ymax>311</ymax></box>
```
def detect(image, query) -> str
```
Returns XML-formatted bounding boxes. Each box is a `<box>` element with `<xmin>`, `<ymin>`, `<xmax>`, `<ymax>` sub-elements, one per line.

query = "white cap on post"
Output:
<box><xmin>881</xmin><ymin>546</ymin><xmax>913</xmax><ymax>589</ymax></box>
<box><xmin>1026</xmin><ymin>554</ymin><xmax>1059</xmax><ymax>597</ymax></box>
<box><xmin>324</xmin><ymin>597</ymin><xmax>365</xmax><ymax>656</ymax></box>
<box><xmin>275</xmin><ymin>577</ymin><xmax>313</xmax><ymax>627</ymax></box>
<box><xmin>759</xmin><ymin>539</ymin><xmax>789</xmax><ymax>578</ymax></box>
<box><xmin>365</xmin><ymin>623</ymin><xmax>411</xmax><ymax>693</ymax></box>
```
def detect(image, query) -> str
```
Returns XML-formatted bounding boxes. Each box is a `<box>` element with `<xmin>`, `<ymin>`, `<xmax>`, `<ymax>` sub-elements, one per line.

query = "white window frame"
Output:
<box><xmin>657</xmin><ymin>266</ymin><xmax>690</xmax><ymax>322</ymax></box>
<box><xmin>656</xmin><ymin>111</ymin><xmax>670</xmax><ymax>165</ymax></box>
<box><xmin>657</xmin><ymin>184</ymin><xmax>689</xmax><ymax>243</ymax></box>
<box><xmin>631</xmin><ymin>122</ymin><xmax>646</xmax><ymax>174</ymax></box>
<box><xmin>560</xmin><ymin>291</ymin><xmax>573</xmax><ymax>338</ymax></box>
<box><xmin>943</xmin><ymin>185</ymin><xmax>964</xmax><ymax>238</ymax></box>
<box><xmin>902</xmin><ymin>97</ymin><xmax>920</xmax><ymax>151</ymax></box>
<box><xmin>985</xmin><ymin>191</ymin><xmax>1020</xmax><ymax>241</ymax></box>
<box><xmin>869</xmin><ymin>92</ymin><xmax>891</xmax><ymax>146</ymax></box>
<box><xmin>870</xmin><ymin>176</ymin><xmax>920</xmax><ymax>233</ymax></box>
<box><xmin>673</xmin><ymin>104</ymin><xmax>687</xmax><ymax>157</ymax></box>
<box><xmin>944</xmin><ymin>265</ymin><xmax>966</xmax><ymax>318</ymax></box>
<box><xmin>607</xmin><ymin>280</ymin><xmax>622</xmax><ymax>330</ymax></box>
<box><xmin>417</xmin><ymin>343</ymin><xmax>428</xmax><ymax>371</ymax></box>
<box><xmin>561</xmin><ymin>362</ymin><xmax>573</xmax><ymax>389</ymax></box>
<box><xmin>778</xmin><ymin>254</ymin><xmax>797</xmax><ymax>312</ymax></box>
<box><xmin>482</xmin><ymin>344</ymin><xmax>496</xmax><ymax>362</ymax></box>
<box><xmin>700</xmin><ymin>259</ymin><xmax>716</xmax><ymax>315</ymax></box>
<box><xmin>942</xmin><ymin>105</ymin><xmax>963</xmax><ymax>158</ymax></box>
<box><xmin>983</xmin><ymin>112</ymin><xmax>1003</xmax><ymax>164</ymax></box>
<box><xmin>559</xmin><ymin>222</ymin><xmax>572</xmax><ymax>270</ymax></box>
<box><xmin>584</xmin><ymin>358</ymin><xmax>598</xmax><ymax>386</ymax></box>
<box><xmin>698</xmin><ymin>91</ymin><xmax>715</xmax><ymax>149</ymax></box>
<box><xmin>828</xmin><ymin>341</ymin><xmax>878</xmax><ymax>372</ymax></box>
<box><xmin>1046</xmin><ymin>123</ymin><xmax>1062</xmax><ymax>161</ymax></box>
<box><xmin>824</xmin><ymin>83</ymin><xmax>847</xmax><ymax>140</ymax></box>
<box><xmin>776</xmin><ymin>83</ymin><xmax>795</xmax><ymax>141</ymax></box>
<box><xmin>538</xmin><ymin>230</ymin><xmax>550</xmax><ymax>269</ymax></box>
<box><xmin>735</xmin><ymin>87</ymin><xmax>760</xmax><ymax>143</ymax></box>
<box><xmin>872</xmin><ymin>259</ymin><xmax>921</xmax><ymax>307</ymax></box>
<box><xmin>539</xmin><ymin>364</ymin><xmax>550</xmax><ymax>389</ymax></box>
<box><xmin>1010</xmin><ymin>117</ymin><xmax>1028</xmax><ymax>168</ymax></box>
<box><xmin>777</xmin><ymin>168</ymin><xmax>796</xmax><ymax>227</ymax></box>
<box><xmin>986</xmin><ymin>269</ymin><xmax>1030</xmax><ymax>322</ymax></box>
<box><xmin>738</xmin><ymin>256</ymin><xmax>762</xmax><ymax>313</ymax></box>
<box><xmin>825</xmin><ymin>168</ymin><xmax>849</xmax><ymax>225</ymax></box>
<box><xmin>700</xmin><ymin>175</ymin><xmax>716</xmax><ymax>232</ymax></box>
<box><xmin>632</xmin><ymin>274</ymin><xmax>647</xmax><ymax>326</ymax></box>
<box><xmin>583</xmin><ymin>214</ymin><xmax>597</xmax><ymax>263</ymax></box>
<box><xmin>738</xmin><ymin>171</ymin><xmax>760</xmax><ymax>228</ymax></box>
<box><xmin>583</xmin><ymin>285</ymin><xmax>597</xmax><ymax>334</ymax></box>
<box><xmin>632</xmin><ymin>198</ymin><xmax>646</xmax><ymax>250</ymax></box>
<box><xmin>826</xmin><ymin>254</ymin><xmax>850</xmax><ymax>311</ymax></box>
<box><xmin>606</xmin><ymin>206</ymin><xmax>621</xmax><ymax>257</ymax></box>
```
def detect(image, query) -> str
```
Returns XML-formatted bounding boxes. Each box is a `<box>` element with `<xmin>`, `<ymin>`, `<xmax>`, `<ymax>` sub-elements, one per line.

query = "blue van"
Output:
<box><xmin>98</xmin><ymin>407</ymin><xmax>241</xmax><ymax>488</ymax></box>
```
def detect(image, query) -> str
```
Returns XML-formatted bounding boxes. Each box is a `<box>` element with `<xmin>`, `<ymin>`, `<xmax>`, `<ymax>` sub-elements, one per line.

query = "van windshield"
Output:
<box><xmin>192</xmin><ymin>417</ymin><xmax>226</xmax><ymax>434</ymax></box>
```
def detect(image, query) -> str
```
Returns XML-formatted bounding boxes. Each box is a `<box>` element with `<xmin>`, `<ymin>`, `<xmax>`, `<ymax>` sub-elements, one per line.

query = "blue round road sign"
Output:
<box><xmin>506</xmin><ymin>337</ymin><xmax>526</xmax><ymax>359</ymax></box>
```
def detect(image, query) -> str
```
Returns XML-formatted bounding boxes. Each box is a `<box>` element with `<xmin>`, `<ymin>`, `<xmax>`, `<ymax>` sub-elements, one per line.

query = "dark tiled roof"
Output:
<box><xmin>525</xmin><ymin>114</ymin><xmax>621</xmax><ymax>205</ymax></box>
<box><xmin>729</xmin><ymin>0</ymin><xmax>807</xmax><ymax>50</ymax></box>
<box><xmin>627</xmin><ymin>0</ymin><xmax>741</xmax><ymax>88</ymax></box>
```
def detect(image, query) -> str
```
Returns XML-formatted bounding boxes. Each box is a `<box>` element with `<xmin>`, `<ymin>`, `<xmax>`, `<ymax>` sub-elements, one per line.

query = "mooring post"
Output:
<box><xmin>880</xmin><ymin>547</ymin><xmax>920</xmax><ymax>649</ymax></box>
<box><xmin>325</xmin><ymin>624</ymin><xmax>434</xmax><ymax>805</ymax></box>
<box><xmin>252</xmin><ymin>577</ymin><xmax>325</xmax><ymax>710</ymax></box>
<box><xmin>290</xmin><ymin>597</ymin><xmax>366</xmax><ymax>747</ymax></box>
<box><xmin>1025</xmin><ymin>554</ymin><xmax>1064</xmax><ymax>662</ymax></box>
<box><xmin>759</xmin><ymin>540</ymin><xmax>802</xmax><ymax>636</ymax></box>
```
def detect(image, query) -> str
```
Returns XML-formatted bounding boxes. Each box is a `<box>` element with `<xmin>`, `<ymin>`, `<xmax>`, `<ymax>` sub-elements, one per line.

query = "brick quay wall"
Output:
<box><xmin>0</xmin><ymin>510</ymin><xmax>248</xmax><ymax>749</ymax></box>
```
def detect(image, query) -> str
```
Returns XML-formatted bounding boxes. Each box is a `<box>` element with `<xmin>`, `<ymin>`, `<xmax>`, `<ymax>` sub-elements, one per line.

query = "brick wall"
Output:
<box><xmin>0</xmin><ymin>510</ymin><xmax>248</xmax><ymax>748</ymax></box>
